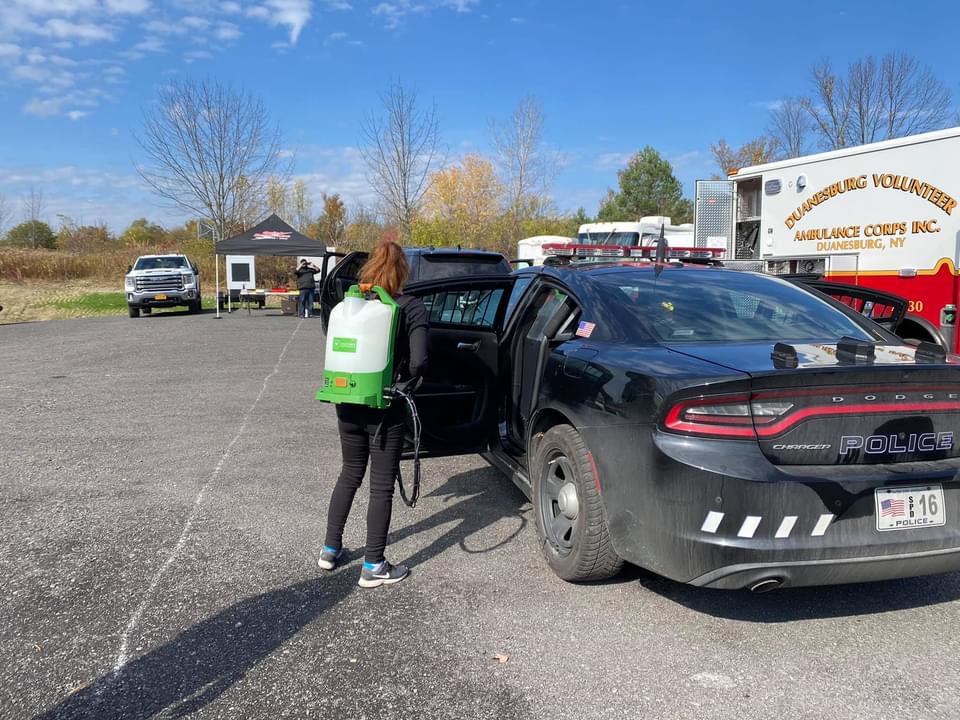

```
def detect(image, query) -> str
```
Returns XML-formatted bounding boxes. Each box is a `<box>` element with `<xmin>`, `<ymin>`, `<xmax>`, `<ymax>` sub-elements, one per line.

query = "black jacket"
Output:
<box><xmin>393</xmin><ymin>294</ymin><xmax>428</xmax><ymax>382</ymax></box>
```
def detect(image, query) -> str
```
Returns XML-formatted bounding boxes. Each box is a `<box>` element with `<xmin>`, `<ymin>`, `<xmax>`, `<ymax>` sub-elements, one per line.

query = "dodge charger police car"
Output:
<box><xmin>322</xmin><ymin>255</ymin><xmax>960</xmax><ymax>590</ymax></box>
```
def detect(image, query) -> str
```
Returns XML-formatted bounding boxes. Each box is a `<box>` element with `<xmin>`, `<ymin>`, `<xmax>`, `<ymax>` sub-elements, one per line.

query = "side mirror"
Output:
<box><xmin>127</xmin><ymin>265</ymin><xmax>132</xmax><ymax>273</ymax></box>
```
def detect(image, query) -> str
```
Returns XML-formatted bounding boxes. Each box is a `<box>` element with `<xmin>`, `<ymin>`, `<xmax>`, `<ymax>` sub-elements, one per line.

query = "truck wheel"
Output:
<box><xmin>188</xmin><ymin>299</ymin><xmax>201</xmax><ymax>313</ymax></box>
<box><xmin>142</xmin><ymin>307</ymin><xmax>152</xmax><ymax>315</ymax></box>
<box><xmin>128</xmin><ymin>306</ymin><xmax>140</xmax><ymax>318</ymax></box>
<box><xmin>532</xmin><ymin>424</ymin><xmax>623</xmax><ymax>582</ymax></box>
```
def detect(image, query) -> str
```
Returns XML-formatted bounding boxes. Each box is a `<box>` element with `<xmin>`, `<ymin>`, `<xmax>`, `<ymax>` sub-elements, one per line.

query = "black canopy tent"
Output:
<box><xmin>212</xmin><ymin>214</ymin><xmax>328</xmax><ymax>316</ymax></box>
<box><xmin>215</xmin><ymin>213</ymin><xmax>326</xmax><ymax>256</ymax></box>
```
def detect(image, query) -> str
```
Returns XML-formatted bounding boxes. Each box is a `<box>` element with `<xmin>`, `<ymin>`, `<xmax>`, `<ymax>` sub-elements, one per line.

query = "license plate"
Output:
<box><xmin>154</xmin><ymin>294</ymin><xmax>167</xmax><ymax>301</ymax></box>
<box><xmin>875</xmin><ymin>485</ymin><xmax>945</xmax><ymax>531</ymax></box>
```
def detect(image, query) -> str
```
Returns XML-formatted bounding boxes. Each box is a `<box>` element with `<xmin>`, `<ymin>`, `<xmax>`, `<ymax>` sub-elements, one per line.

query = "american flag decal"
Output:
<box><xmin>576</xmin><ymin>320</ymin><xmax>596</xmax><ymax>338</ymax></box>
<box><xmin>253</xmin><ymin>230</ymin><xmax>292</xmax><ymax>240</ymax></box>
<box><xmin>880</xmin><ymin>498</ymin><xmax>906</xmax><ymax>517</ymax></box>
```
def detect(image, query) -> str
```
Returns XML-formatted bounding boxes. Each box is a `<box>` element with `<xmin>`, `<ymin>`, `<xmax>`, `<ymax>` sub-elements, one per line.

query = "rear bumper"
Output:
<box><xmin>581</xmin><ymin>425</ymin><xmax>960</xmax><ymax>590</ymax></box>
<box><xmin>690</xmin><ymin>545</ymin><xmax>960</xmax><ymax>589</ymax></box>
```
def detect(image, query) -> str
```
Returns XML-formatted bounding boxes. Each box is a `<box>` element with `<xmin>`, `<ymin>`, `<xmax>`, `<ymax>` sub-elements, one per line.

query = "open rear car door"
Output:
<box><xmin>402</xmin><ymin>276</ymin><xmax>516</xmax><ymax>458</ymax></box>
<box><xmin>319</xmin><ymin>250</ymin><xmax>367</xmax><ymax>332</ymax></box>
<box><xmin>788</xmin><ymin>278</ymin><xmax>907</xmax><ymax>333</ymax></box>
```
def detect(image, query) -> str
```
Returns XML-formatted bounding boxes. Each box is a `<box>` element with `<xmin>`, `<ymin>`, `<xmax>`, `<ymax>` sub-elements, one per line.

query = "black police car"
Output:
<box><xmin>323</xmin><ymin>256</ymin><xmax>960</xmax><ymax>590</ymax></box>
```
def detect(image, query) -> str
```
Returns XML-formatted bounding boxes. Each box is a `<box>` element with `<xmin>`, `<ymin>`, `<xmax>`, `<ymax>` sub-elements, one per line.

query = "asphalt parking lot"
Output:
<box><xmin>3</xmin><ymin>309</ymin><xmax>960</xmax><ymax>720</ymax></box>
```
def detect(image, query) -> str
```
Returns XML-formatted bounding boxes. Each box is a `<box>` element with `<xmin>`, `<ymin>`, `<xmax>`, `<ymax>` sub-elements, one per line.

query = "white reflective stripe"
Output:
<box><xmin>701</xmin><ymin>511</ymin><xmax>724</xmax><ymax>534</ymax></box>
<box><xmin>811</xmin><ymin>514</ymin><xmax>834</xmax><ymax>536</ymax></box>
<box><xmin>775</xmin><ymin>516</ymin><xmax>798</xmax><ymax>539</ymax></box>
<box><xmin>737</xmin><ymin>515</ymin><xmax>762</xmax><ymax>538</ymax></box>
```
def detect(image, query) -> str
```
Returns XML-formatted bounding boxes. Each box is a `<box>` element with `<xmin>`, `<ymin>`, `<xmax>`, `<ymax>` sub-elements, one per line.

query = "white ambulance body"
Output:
<box><xmin>703</xmin><ymin>127</ymin><xmax>960</xmax><ymax>350</ymax></box>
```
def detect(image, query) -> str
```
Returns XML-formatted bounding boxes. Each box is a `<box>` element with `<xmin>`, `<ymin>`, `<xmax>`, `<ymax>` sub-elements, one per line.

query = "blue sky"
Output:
<box><xmin>1</xmin><ymin>0</ymin><xmax>959</xmax><ymax>233</ymax></box>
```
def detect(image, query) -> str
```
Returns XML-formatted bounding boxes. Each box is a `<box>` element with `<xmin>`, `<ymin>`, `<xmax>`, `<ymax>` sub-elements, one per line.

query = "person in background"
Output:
<box><xmin>318</xmin><ymin>240</ymin><xmax>429</xmax><ymax>588</ymax></box>
<box><xmin>295</xmin><ymin>259</ymin><xmax>321</xmax><ymax>318</ymax></box>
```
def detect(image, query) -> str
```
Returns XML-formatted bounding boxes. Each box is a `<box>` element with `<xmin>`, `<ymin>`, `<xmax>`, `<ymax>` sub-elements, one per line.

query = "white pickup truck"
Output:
<box><xmin>124</xmin><ymin>253</ymin><xmax>202</xmax><ymax>318</ymax></box>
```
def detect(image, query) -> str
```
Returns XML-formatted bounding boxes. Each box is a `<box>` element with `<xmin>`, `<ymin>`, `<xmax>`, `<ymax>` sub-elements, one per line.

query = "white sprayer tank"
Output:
<box><xmin>324</xmin><ymin>294</ymin><xmax>393</xmax><ymax>373</ymax></box>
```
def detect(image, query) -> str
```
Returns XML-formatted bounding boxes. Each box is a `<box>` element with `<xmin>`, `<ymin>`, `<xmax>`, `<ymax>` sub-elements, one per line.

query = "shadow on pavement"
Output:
<box><xmin>37</xmin><ymin>467</ymin><xmax>529</xmax><ymax>719</ymax></box>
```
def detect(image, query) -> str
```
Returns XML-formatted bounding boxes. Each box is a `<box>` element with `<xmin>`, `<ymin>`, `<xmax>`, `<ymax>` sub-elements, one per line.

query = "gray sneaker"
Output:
<box><xmin>318</xmin><ymin>546</ymin><xmax>344</xmax><ymax>571</ymax></box>
<box><xmin>358</xmin><ymin>560</ymin><xmax>410</xmax><ymax>588</ymax></box>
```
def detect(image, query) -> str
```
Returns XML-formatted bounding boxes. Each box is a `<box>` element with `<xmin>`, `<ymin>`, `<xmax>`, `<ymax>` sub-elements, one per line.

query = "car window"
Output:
<box><xmin>504</xmin><ymin>276</ymin><xmax>534</xmax><ymax>325</ymax></box>
<box><xmin>414</xmin><ymin>255</ymin><xmax>510</xmax><ymax>282</ymax></box>
<box><xmin>596</xmin><ymin>269</ymin><xmax>885</xmax><ymax>344</ymax></box>
<box><xmin>135</xmin><ymin>257</ymin><xmax>187</xmax><ymax>271</ymax></box>
<box><xmin>420</xmin><ymin>287</ymin><xmax>504</xmax><ymax>327</ymax></box>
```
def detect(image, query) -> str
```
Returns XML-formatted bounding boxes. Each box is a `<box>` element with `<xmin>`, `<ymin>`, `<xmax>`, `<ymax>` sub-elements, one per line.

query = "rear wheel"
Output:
<box><xmin>128</xmin><ymin>305</ymin><xmax>140</xmax><ymax>318</ymax></box>
<box><xmin>532</xmin><ymin>424</ymin><xmax>623</xmax><ymax>582</ymax></box>
<box><xmin>142</xmin><ymin>307</ymin><xmax>152</xmax><ymax>315</ymax></box>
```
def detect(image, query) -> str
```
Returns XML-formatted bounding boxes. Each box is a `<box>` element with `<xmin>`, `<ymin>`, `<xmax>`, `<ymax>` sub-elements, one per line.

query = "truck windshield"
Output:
<box><xmin>576</xmin><ymin>232</ymin><xmax>639</xmax><ymax>246</ymax></box>
<box><xmin>135</xmin><ymin>257</ymin><xmax>189</xmax><ymax>270</ymax></box>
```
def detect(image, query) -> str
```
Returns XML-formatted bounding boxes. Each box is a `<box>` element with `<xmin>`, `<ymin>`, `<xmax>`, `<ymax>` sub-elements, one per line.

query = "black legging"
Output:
<box><xmin>323</xmin><ymin>403</ymin><xmax>404</xmax><ymax>565</ymax></box>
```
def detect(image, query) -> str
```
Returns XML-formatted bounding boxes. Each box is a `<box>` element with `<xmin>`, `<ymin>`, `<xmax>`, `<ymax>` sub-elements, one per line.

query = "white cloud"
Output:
<box><xmin>262</xmin><ymin>0</ymin><xmax>312</xmax><ymax>44</ymax></box>
<box><xmin>326</xmin><ymin>30</ymin><xmax>347</xmax><ymax>40</ymax></box>
<box><xmin>183</xmin><ymin>49</ymin><xmax>213</xmax><ymax>63</ymax></box>
<box><xmin>143</xmin><ymin>19</ymin><xmax>184</xmax><ymax>35</ymax></box>
<box><xmin>67</xmin><ymin>110</ymin><xmax>88</xmax><ymax>120</ymax></box>
<box><xmin>372</xmin><ymin>0</ymin><xmax>480</xmax><ymax>29</ymax></box>
<box><xmin>220</xmin><ymin>1</ymin><xmax>242</xmax><ymax>12</ymax></box>
<box><xmin>322</xmin><ymin>0</ymin><xmax>353</xmax><ymax>9</ymax></box>
<box><xmin>215</xmin><ymin>22</ymin><xmax>242</xmax><ymax>40</ymax></box>
<box><xmin>181</xmin><ymin>16</ymin><xmax>210</xmax><ymax>30</ymax></box>
<box><xmin>132</xmin><ymin>36</ymin><xmax>165</xmax><ymax>52</ymax></box>
<box><xmin>593</xmin><ymin>152</ymin><xmax>633</xmax><ymax>171</ymax></box>
<box><xmin>440</xmin><ymin>0</ymin><xmax>478</xmax><ymax>11</ymax></box>
<box><xmin>246</xmin><ymin>6</ymin><xmax>270</xmax><ymax>19</ymax></box>
<box><xmin>40</xmin><ymin>18</ymin><xmax>114</xmax><ymax>41</ymax></box>
<box><xmin>103</xmin><ymin>0</ymin><xmax>151</xmax><ymax>14</ymax></box>
<box><xmin>0</xmin><ymin>43</ymin><xmax>23</xmax><ymax>58</ymax></box>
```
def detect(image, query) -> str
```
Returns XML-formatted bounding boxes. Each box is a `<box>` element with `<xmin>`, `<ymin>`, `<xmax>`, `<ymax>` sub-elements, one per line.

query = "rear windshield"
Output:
<box><xmin>595</xmin><ymin>269</ymin><xmax>884</xmax><ymax>344</ymax></box>
<box><xmin>414</xmin><ymin>254</ymin><xmax>510</xmax><ymax>282</ymax></box>
<box><xmin>134</xmin><ymin>257</ymin><xmax>189</xmax><ymax>271</ymax></box>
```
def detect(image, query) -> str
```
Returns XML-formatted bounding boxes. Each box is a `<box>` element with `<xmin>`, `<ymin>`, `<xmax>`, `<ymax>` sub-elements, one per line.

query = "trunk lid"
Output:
<box><xmin>666</xmin><ymin>340</ymin><xmax>960</xmax><ymax>465</ymax></box>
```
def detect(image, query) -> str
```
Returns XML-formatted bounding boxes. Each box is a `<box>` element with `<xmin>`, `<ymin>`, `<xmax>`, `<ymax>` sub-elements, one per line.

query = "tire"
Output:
<box><xmin>532</xmin><ymin>424</ymin><xmax>623</xmax><ymax>582</ymax></box>
<box><xmin>188</xmin><ymin>299</ymin><xmax>201</xmax><ymax>313</ymax></box>
<box><xmin>128</xmin><ymin>305</ymin><xmax>140</xmax><ymax>318</ymax></box>
<box><xmin>142</xmin><ymin>307</ymin><xmax>152</xmax><ymax>315</ymax></box>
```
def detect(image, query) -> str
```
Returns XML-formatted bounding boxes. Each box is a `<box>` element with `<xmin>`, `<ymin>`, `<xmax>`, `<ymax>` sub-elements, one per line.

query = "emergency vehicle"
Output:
<box><xmin>696</xmin><ymin>127</ymin><xmax>960</xmax><ymax>350</ymax></box>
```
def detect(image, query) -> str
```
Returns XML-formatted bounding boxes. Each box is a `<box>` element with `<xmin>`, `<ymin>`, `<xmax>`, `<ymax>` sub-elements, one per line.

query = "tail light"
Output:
<box><xmin>663</xmin><ymin>386</ymin><xmax>960</xmax><ymax>440</ymax></box>
<box><xmin>663</xmin><ymin>393</ymin><xmax>793</xmax><ymax>438</ymax></box>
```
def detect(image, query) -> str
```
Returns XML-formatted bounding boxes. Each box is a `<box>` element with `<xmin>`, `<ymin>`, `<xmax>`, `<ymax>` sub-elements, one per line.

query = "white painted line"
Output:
<box><xmin>811</xmin><ymin>514</ymin><xmax>834</xmax><ymax>537</ymax></box>
<box><xmin>111</xmin><ymin>321</ymin><xmax>303</xmax><ymax>675</ymax></box>
<box><xmin>701</xmin><ymin>511</ymin><xmax>724</xmax><ymax>534</ymax></box>
<box><xmin>775</xmin><ymin>515</ymin><xmax>798</xmax><ymax>539</ymax></box>
<box><xmin>737</xmin><ymin>515</ymin><xmax>762</xmax><ymax>538</ymax></box>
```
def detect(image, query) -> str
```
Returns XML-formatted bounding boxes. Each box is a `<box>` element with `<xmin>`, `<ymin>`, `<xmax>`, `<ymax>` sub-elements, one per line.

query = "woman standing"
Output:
<box><xmin>318</xmin><ymin>241</ymin><xmax>429</xmax><ymax>587</ymax></box>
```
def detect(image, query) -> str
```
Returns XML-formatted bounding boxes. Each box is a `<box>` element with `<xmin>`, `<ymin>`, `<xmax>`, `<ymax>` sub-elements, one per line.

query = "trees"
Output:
<box><xmin>6</xmin><ymin>220</ymin><xmax>56</xmax><ymax>249</ymax></box>
<box><xmin>490</xmin><ymin>95</ymin><xmax>556</xmax><ymax>234</ymax></box>
<box><xmin>308</xmin><ymin>193</ymin><xmax>347</xmax><ymax>246</ymax></box>
<box><xmin>598</xmin><ymin>147</ymin><xmax>691</xmax><ymax>223</ymax></box>
<box><xmin>803</xmin><ymin>53</ymin><xmax>951</xmax><ymax>150</ymax></box>
<box><xmin>359</xmin><ymin>80</ymin><xmax>441</xmax><ymax>238</ymax></box>
<box><xmin>136</xmin><ymin>78</ymin><xmax>287</xmax><ymax>245</ymax></box>
<box><xmin>419</xmin><ymin>154</ymin><xmax>505</xmax><ymax>249</ymax></box>
<box><xmin>56</xmin><ymin>223</ymin><xmax>113</xmax><ymax>253</ymax></box>
<box><xmin>120</xmin><ymin>218</ymin><xmax>166</xmax><ymax>248</ymax></box>
<box><xmin>710</xmin><ymin>137</ymin><xmax>779</xmax><ymax>177</ymax></box>
<box><xmin>767</xmin><ymin>97</ymin><xmax>813</xmax><ymax>159</ymax></box>
<box><xmin>290</xmin><ymin>179</ymin><xmax>312</xmax><ymax>233</ymax></box>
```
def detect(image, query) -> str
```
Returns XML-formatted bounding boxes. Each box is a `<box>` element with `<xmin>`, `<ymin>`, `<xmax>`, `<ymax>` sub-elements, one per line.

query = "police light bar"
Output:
<box><xmin>543</xmin><ymin>243</ymin><xmax>625</xmax><ymax>257</ymax></box>
<box><xmin>627</xmin><ymin>246</ymin><xmax>725</xmax><ymax>260</ymax></box>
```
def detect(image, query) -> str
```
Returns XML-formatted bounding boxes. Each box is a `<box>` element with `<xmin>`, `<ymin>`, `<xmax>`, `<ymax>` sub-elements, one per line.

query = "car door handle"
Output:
<box><xmin>457</xmin><ymin>341</ymin><xmax>480</xmax><ymax>352</ymax></box>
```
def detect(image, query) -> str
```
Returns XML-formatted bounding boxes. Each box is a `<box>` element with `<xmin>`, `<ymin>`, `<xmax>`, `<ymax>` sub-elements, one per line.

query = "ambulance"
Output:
<box><xmin>696</xmin><ymin>127</ymin><xmax>960</xmax><ymax>350</ymax></box>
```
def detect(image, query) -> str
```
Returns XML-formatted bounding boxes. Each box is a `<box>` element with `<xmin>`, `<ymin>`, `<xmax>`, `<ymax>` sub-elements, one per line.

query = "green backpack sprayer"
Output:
<box><xmin>316</xmin><ymin>284</ymin><xmax>423</xmax><ymax>507</ymax></box>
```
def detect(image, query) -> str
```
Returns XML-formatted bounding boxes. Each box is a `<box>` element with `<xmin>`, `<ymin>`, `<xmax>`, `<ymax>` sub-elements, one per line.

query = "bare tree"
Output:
<box><xmin>136</xmin><ymin>78</ymin><xmax>288</xmax><ymax>244</ymax></box>
<box><xmin>767</xmin><ymin>97</ymin><xmax>813</xmax><ymax>159</ymax></box>
<box><xmin>291</xmin><ymin>179</ymin><xmax>312</xmax><ymax>232</ymax></box>
<box><xmin>0</xmin><ymin>193</ymin><xmax>9</xmax><ymax>239</ymax></box>
<box><xmin>21</xmin><ymin>186</ymin><xmax>47</xmax><ymax>248</ymax></box>
<box><xmin>710</xmin><ymin>137</ymin><xmax>778</xmax><ymax>177</ymax></box>
<box><xmin>265</xmin><ymin>176</ymin><xmax>290</xmax><ymax>219</ymax></box>
<box><xmin>490</xmin><ymin>95</ymin><xmax>556</xmax><ymax>225</ymax></box>
<box><xmin>806</xmin><ymin>60</ymin><xmax>851</xmax><ymax>150</ymax></box>
<box><xmin>359</xmin><ymin>80</ymin><xmax>441</xmax><ymax>238</ymax></box>
<box><xmin>805</xmin><ymin>53</ymin><xmax>952</xmax><ymax>150</ymax></box>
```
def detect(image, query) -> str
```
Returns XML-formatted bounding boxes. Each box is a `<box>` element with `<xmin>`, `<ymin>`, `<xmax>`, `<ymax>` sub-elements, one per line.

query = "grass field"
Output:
<box><xmin>0</xmin><ymin>282</ymin><xmax>215</xmax><ymax>324</ymax></box>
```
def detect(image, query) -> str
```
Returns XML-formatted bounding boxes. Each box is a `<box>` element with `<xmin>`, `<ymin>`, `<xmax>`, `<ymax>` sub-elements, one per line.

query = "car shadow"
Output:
<box><xmin>36</xmin><ymin>467</ymin><xmax>529</xmax><ymax>720</ymax></box>
<box><xmin>615</xmin><ymin>562</ymin><xmax>960</xmax><ymax>622</ymax></box>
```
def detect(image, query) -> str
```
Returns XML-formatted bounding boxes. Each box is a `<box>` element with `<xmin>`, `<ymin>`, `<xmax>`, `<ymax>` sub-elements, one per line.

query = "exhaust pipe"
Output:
<box><xmin>748</xmin><ymin>578</ymin><xmax>783</xmax><ymax>593</ymax></box>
